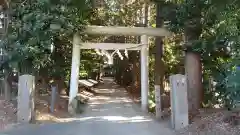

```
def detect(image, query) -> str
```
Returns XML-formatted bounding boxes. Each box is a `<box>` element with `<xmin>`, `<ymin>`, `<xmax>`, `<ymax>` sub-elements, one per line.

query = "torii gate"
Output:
<box><xmin>68</xmin><ymin>25</ymin><xmax>171</xmax><ymax>114</ymax></box>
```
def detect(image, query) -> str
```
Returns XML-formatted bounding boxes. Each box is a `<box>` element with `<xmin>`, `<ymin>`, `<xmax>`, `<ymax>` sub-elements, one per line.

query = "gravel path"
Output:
<box><xmin>1</xmin><ymin>77</ymin><xmax>175</xmax><ymax>135</ymax></box>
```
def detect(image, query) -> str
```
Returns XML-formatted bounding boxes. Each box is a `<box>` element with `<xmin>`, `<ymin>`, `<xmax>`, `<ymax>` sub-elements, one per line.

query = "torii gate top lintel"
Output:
<box><xmin>83</xmin><ymin>25</ymin><xmax>171</xmax><ymax>37</ymax></box>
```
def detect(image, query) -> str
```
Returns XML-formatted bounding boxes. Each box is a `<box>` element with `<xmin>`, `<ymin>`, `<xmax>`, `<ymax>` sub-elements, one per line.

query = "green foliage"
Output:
<box><xmin>199</xmin><ymin>1</ymin><xmax>240</xmax><ymax>108</ymax></box>
<box><xmin>224</xmin><ymin>65</ymin><xmax>240</xmax><ymax>107</ymax></box>
<box><xmin>165</xmin><ymin>0</ymin><xmax>240</xmax><ymax>108</ymax></box>
<box><xmin>93</xmin><ymin>0</ymin><xmax>240</xmax><ymax>109</ymax></box>
<box><xmin>2</xmin><ymin>0</ymin><xmax>91</xmax><ymax>74</ymax></box>
<box><xmin>80</xmin><ymin>49</ymin><xmax>103</xmax><ymax>79</ymax></box>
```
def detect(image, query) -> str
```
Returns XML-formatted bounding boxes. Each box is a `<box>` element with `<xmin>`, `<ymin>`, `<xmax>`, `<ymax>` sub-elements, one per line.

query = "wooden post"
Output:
<box><xmin>140</xmin><ymin>35</ymin><xmax>149</xmax><ymax>112</ymax></box>
<box><xmin>68</xmin><ymin>34</ymin><xmax>81</xmax><ymax>114</ymax></box>
<box><xmin>50</xmin><ymin>85</ymin><xmax>57</xmax><ymax>113</ymax></box>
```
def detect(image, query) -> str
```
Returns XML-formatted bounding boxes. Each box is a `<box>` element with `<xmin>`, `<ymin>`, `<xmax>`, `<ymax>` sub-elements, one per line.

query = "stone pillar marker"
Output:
<box><xmin>170</xmin><ymin>74</ymin><xmax>188</xmax><ymax>130</ymax></box>
<box><xmin>17</xmin><ymin>75</ymin><xmax>35</xmax><ymax>123</ymax></box>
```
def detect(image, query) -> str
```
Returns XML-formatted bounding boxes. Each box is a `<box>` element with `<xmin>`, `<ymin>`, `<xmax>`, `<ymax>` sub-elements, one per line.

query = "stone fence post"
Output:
<box><xmin>170</xmin><ymin>74</ymin><xmax>188</xmax><ymax>130</ymax></box>
<box><xmin>17</xmin><ymin>75</ymin><xmax>35</xmax><ymax>123</ymax></box>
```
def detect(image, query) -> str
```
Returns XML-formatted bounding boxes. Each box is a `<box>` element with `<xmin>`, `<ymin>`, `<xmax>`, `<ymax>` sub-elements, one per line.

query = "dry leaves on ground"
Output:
<box><xmin>0</xmin><ymin>97</ymin><xmax>17</xmax><ymax>131</ymax></box>
<box><xmin>35</xmin><ymin>89</ymin><xmax>94</xmax><ymax>123</ymax></box>
<box><xmin>176</xmin><ymin>109</ymin><xmax>240</xmax><ymax>135</ymax></box>
<box><xmin>35</xmin><ymin>95</ymin><xmax>71</xmax><ymax>123</ymax></box>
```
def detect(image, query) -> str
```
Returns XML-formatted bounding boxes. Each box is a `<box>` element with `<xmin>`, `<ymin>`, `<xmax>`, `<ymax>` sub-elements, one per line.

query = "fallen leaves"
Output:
<box><xmin>176</xmin><ymin>109</ymin><xmax>240</xmax><ymax>135</ymax></box>
<box><xmin>0</xmin><ymin>96</ymin><xmax>17</xmax><ymax>131</ymax></box>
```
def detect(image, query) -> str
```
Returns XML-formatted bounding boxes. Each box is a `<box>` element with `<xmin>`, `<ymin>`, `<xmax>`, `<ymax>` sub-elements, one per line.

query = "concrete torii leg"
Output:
<box><xmin>68</xmin><ymin>34</ymin><xmax>81</xmax><ymax>114</ymax></box>
<box><xmin>140</xmin><ymin>35</ymin><xmax>149</xmax><ymax>112</ymax></box>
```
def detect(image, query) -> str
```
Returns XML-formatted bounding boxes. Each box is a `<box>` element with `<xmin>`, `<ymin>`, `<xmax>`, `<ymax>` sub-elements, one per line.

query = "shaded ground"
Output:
<box><xmin>176</xmin><ymin>109</ymin><xmax>240</xmax><ymax>135</ymax></box>
<box><xmin>0</xmin><ymin>97</ymin><xmax>17</xmax><ymax>131</ymax></box>
<box><xmin>34</xmin><ymin>86</ymin><xmax>96</xmax><ymax>123</ymax></box>
<box><xmin>35</xmin><ymin>95</ymin><xmax>71</xmax><ymax>123</ymax></box>
<box><xmin>2</xmin><ymin>77</ymin><xmax>175</xmax><ymax>135</ymax></box>
<box><xmin>0</xmin><ymin>84</ymin><xmax>95</xmax><ymax>131</ymax></box>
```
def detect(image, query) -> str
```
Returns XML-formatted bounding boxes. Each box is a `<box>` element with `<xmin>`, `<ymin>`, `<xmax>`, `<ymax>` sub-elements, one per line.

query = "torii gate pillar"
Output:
<box><xmin>68</xmin><ymin>34</ymin><xmax>81</xmax><ymax>114</ymax></box>
<box><xmin>140</xmin><ymin>35</ymin><xmax>149</xmax><ymax>112</ymax></box>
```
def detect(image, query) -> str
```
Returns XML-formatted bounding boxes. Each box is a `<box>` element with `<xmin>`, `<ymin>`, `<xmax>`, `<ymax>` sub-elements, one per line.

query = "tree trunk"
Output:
<box><xmin>130</xmin><ymin>51</ymin><xmax>140</xmax><ymax>96</ymax></box>
<box><xmin>19</xmin><ymin>58</ymin><xmax>34</xmax><ymax>75</ymax></box>
<box><xmin>4</xmin><ymin>73</ymin><xmax>11</xmax><ymax>100</ymax></box>
<box><xmin>185</xmin><ymin>51</ymin><xmax>203</xmax><ymax>116</ymax></box>
<box><xmin>154</xmin><ymin>2</ymin><xmax>165</xmax><ymax>119</ymax></box>
<box><xmin>184</xmin><ymin>0</ymin><xmax>203</xmax><ymax>116</ymax></box>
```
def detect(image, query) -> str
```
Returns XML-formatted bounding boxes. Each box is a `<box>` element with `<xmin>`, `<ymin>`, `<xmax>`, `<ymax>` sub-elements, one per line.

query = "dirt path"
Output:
<box><xmin>2</xmin><ymin>77</ymin><xmax>175</xmax><ymax>135</ymax></box>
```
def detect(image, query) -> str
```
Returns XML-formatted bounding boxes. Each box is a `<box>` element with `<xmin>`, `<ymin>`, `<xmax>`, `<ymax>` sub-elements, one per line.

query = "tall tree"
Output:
<box><xmin>183</xmin><ymin>0</ymin><xmax>204</xmax><ymax>116</ymax></box>
<box><xmin>154</xmin><ymin>1</ymin><xmax>164</xmax><ymax>119</ymax></box>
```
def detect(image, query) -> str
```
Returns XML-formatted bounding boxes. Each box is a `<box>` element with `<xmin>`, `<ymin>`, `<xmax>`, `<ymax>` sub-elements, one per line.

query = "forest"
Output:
<box><xmin>0</xmin><ymin>0</ymin><xmax>239</xmax><ymax>132</ymax></box>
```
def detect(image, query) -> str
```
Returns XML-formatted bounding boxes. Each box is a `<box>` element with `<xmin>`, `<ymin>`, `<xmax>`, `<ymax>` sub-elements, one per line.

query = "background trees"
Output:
<box><xmin>106</xmin><ymin>0</ymin><xmax>240</xmax><ymax>114</ymax></box>
<box><xmin>0</xmin><ymin>0</ymin><xmax>93</xmax><ymax>94</ymax></box>
<box><xmin>0</xmin><ymin>0</ymin><xmax>239</xmax><ymax>119</ymax></box>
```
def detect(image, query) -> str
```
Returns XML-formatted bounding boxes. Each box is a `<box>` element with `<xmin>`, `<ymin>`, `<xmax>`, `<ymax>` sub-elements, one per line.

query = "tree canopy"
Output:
<box><xmin>1</xmin><ymin>0</ymin><xmax>91</xmax><ymax>74</ymax></box>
